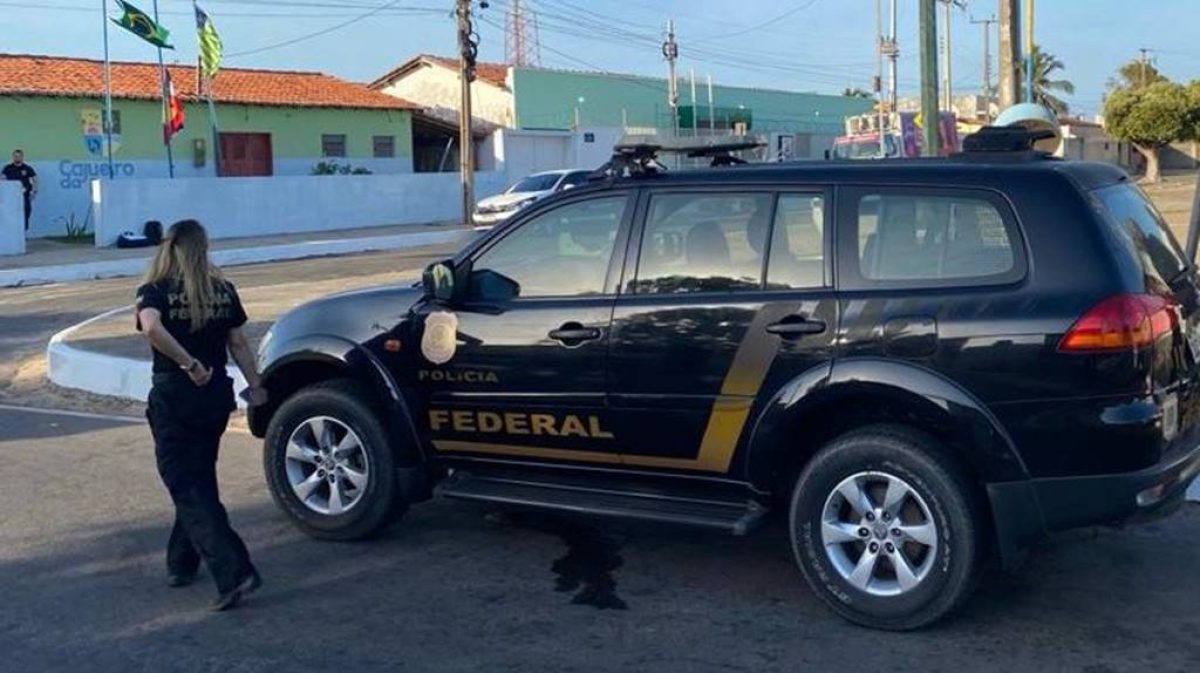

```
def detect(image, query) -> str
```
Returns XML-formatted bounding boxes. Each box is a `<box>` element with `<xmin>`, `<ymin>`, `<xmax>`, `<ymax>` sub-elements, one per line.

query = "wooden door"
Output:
<box><xmin>218</xmin><ymin>132</ymin><xmax>273</xmax><ymax>176</ymax></box>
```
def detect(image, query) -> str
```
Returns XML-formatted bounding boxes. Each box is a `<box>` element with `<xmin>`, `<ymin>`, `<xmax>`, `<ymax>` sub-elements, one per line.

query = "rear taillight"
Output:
<box><xmin>1058</xmin><ymin>293</ymin><xmax>1177</xmax><ymax>352</ymax></box>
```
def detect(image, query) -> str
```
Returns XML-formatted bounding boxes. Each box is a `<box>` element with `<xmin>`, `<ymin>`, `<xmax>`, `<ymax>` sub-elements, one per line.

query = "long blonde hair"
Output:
<box><xmin>143</xmin><ymin>220</ymin><xmax>224</xmax><ymax>332</ymax></box>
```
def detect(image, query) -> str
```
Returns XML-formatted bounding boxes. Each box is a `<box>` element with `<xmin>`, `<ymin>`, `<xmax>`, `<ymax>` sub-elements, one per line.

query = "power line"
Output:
<box><xmin>696</xmin><ymin>0</ymin><xmax>820</xmax><ymax>40</ymax></box>
<box><xmin>224</xmin><ymin>0</ymin><xmax>421</xmax><ymax>59</ymax></box>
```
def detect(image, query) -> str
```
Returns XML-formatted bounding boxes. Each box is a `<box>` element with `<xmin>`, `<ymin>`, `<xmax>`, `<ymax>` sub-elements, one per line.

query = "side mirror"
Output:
<box><xmin>422</xmin><ymin>260</ymin><xmax>458</xmax><ymax>303</ymax></box>
<box><xmin>561</xmin><ymin>183</ymin><xmax>576</xmax><ymax>191</ymax></box>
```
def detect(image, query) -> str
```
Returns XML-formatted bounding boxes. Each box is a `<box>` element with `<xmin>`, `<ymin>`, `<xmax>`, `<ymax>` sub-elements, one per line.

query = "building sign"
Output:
<box><xmin>81</xmin><ymin>108</ymin><xmax>122</xmax><ymax>157</ymax></box>
<box><xmin>59</xmin><ymin>160</ymin><xmax>136</xmax><ymax>189</ymax></box>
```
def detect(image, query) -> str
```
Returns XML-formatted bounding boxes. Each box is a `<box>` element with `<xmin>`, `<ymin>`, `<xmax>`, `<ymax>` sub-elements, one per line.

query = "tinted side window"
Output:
<box><xmin>1093</xmin><ymin>183</ymin><xmax>1187</xmax><ymax>287</ymax></box>
<box><xmin>767</xmin><ymin>194</ymin><xmax>826</xmax><ymax>289</ymax></box>
<box><xmin>634</xmin><ymin>193</ymin><xmax>772</xmax><ymax>294</ymax></box>
<box><xmin>472</xmin><ymin>196</ymin><xmax>625</xmax><ymax>298</ymax></box>
<box><xmin>857</xmin><ymin>193</ymin><xmax>1015</xmax><ymax>282</ymax></box>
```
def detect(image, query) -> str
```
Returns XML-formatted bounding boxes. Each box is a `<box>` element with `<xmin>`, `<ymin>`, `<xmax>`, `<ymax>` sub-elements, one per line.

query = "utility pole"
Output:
<box><xmin>707</xmin><ymin>73</ymin><xmax>715</xmax><ymax>137</ymax></box>
<box><xmin>1023</xmin><ymin>0</ymin><xmax>1035</xmax><ymax>103</ymax></box>
<box><xmin>918</xmin><ymin>0</ymin><xmax>941</xmax><ymax>156</ymax></box>
<box><xmin>971</xmin><ymin>15</ymin><xmax>997</xmax><ymax>118</ymax></box>
<box><xmin>939</xmin><ymin>1</ymin><xmax>966</xmax><ymax>113</ymax></box>
<box><xmin>887</xmin><ymin>0</ymin><xmax>899</xmax><ymax>112</ymax></box>
<box><xmin>689</xmin><ymin>68</ymin><xmax>698</xmax><ymax>135</ymax></box>
<box><xmin>1139</xmin><ymin>47</ymin><xmax>1153</xmax><ymax>87</ymax></box>
<box><xmin>998</xmin><ymin>0</ymin><xmax>1019</xmax><ymax>108</ymax></box>
<box><xmin>456</xmin><ymin>0</ymin><xmax>477</xmax><ymax>226</ymax></box>
<box><xmin>663</xmin><ymin>20</ymin><xmax>679</xmax><ymax>138</ymax></box>
<box><xmin>875</xmin><ymin>0</ymin><xmax>887</xmax><ymax>158</ymax></box>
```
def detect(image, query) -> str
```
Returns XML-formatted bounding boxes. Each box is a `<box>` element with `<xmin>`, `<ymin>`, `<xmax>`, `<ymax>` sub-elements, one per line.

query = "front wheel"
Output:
<box><xmin>789</xmin><ymin>425</ymin><xmax>984</xmax><ymax>630</ymax></box>
<box><xmin>264</xmin><ymin>379</ymin><xmax>401</xmax><ymax>540</ymax></box>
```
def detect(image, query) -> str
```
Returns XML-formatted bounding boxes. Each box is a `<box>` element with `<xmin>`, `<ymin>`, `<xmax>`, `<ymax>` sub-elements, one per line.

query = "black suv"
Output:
<box><xmin>249</xmin><ymin>136</ymin><xmax>1200</xmax><ymax>630</ymax></box>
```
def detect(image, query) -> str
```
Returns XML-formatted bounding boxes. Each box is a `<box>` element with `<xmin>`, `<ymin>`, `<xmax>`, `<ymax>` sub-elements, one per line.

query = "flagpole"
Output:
<box><xmin>195</xmin><ymin>0</ymin><xmax>221</xmax><ymax>176</ymax></box>
<box><xmin>152</xmin><ymin>0</ymin><xmax>175</xmax><ymax>178</ymax></box>
<box><xmin>101</xmin><ymin>0</ymin><xmax>116</xmax><ymax>180</ymax></box>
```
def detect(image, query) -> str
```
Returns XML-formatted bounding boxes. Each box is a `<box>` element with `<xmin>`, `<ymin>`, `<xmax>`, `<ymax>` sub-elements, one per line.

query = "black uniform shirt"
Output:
<box><xmin>2</xmin><ymin>163</ymin><xmax>36</xmax><ymax>193</ymax></box>
<box><xmin>136</xmin><ymin>279</ymin><xmax>248</xmax><ymax>374</ymax></box>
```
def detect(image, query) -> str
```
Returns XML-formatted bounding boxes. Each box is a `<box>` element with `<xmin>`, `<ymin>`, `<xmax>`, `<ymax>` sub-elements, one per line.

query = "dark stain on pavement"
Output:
<box><xmin>486</xmin><ymin>508</ymin><xmax>628</xmax><ymax>610</ymax></box>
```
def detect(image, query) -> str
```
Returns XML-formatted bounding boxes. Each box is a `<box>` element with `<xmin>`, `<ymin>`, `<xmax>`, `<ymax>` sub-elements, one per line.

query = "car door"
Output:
<box><xmin>607</xmin><ymin>187</ymin><xmax>838</xmax><ymax>477</ymax></box>
<box><xmin>411</xmin><ymin>192</ymin><xmax>634</xmax><ymax>465</ymax></box>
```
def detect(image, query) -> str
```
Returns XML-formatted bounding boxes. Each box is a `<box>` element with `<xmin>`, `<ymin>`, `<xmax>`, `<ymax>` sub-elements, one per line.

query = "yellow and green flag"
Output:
<box><xmin>194</xmin><ymin>3</ymin><xmax>222</xmax><ymax>80</ymax></box>
<box><xmin>111</xmin><ymin>0</ymin><xmax>173</xmax><ymax>50</ymax></box>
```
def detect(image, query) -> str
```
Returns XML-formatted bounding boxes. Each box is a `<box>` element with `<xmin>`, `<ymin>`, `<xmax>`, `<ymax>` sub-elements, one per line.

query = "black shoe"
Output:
<box><xmin>210</xmin><ymin>571</ymin><xmax>262</xmax><ymax>612</ymax></box>
<box><xmin>210</xmin><ymin>589</ymin><xmax>243</xmax><ymax>612</ymax></box>
<box><xmin>167</xmin><ymin>573</ymin><xmax>196</xmax><ymax>588</ymax></box>
<box><xmin>239</xmin><ymin>570</ymin><xmax>263</xmax><ymax>597</ymax></box>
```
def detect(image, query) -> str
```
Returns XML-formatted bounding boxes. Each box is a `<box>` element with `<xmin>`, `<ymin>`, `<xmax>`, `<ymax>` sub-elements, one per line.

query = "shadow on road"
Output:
<box><xmin>2</xmin><ymin>484</ymin><xmax>1198</xmax><ymax>672</ymax></box>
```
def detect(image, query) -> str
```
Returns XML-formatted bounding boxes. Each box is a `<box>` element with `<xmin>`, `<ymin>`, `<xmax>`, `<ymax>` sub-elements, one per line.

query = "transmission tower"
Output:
<box><xmin>505</xmin><ymin>0</ymin><xmax>541</xmax><ymax>67</ymax></box>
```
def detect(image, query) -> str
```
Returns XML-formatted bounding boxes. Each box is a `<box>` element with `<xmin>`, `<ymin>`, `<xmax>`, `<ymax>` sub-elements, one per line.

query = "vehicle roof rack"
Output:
<box><xmin>960</xmin><ymin>126</ymin><xmax>1057</xmax><ymax>154</ymax></box>
<box><xmin>589</xmin><ymin>135</ymin><xmax>767</xmax><ymax>179</ymax></box>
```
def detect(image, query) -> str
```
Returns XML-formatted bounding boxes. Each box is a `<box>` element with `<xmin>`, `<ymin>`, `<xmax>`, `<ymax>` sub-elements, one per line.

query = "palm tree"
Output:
<box><xmin>1019</xmin><ymin>45</ymin><xmax>1076</xmax><ymax>115</ymax></box>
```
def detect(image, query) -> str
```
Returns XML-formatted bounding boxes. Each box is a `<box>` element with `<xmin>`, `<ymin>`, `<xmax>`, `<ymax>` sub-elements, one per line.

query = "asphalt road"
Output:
<box><xmin>2</xmin><ymin>405</ymin><xmax>1198</xmax><ymax>673</ymax></box>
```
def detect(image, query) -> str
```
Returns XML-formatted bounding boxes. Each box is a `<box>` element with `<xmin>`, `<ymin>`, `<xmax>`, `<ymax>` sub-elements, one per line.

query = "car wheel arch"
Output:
<box><xmin>254</xmin><ymin>337</ymin><xmax>423</xmax><ymax>467</ymax></box>
<box><xmin>743</xmin><ymin>358</ymin><xmax>1032</xmax><ymax>493</ymax></box>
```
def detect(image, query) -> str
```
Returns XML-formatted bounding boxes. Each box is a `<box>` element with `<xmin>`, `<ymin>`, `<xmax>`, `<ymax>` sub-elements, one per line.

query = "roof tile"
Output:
<box><xmin>0</xmin><ymin>53</ymin><xmax>417</xmax><ymax>110</ymax></box>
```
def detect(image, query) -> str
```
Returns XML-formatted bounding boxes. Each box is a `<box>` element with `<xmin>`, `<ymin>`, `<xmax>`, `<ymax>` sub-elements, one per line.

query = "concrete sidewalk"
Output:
<box><xmin>1</xmin><ymin>222</ymin><xmax>470</xmax><ymax>287</ymax></box>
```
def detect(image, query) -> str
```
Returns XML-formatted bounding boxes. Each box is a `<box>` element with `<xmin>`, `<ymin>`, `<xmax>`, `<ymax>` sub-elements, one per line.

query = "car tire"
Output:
<box><xmin>264</xmin><ymin>379</ymin><xmax>403</xmax><ymax>541</ymax></box>
<box><xmin>789</xmin><ymin>424</ymin><xmax>984</xmax><ymax>630</ymax></box>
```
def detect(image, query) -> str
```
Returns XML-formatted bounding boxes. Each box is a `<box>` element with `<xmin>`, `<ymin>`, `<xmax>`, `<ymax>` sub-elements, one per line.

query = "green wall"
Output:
<box><xmin>511</xmin><ymin>68</ymin><xmax>873</xmax><ymax>133</ymax></box>
<box><xmin>0</xmin><ymin>95</ymin><xmax>412</xmax><ymax>161</ymax></box>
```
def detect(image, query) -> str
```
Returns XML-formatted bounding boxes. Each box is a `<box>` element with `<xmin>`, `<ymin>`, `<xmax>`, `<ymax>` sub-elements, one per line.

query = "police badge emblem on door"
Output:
<box><xmin>422</xmin><ymin>311</ymin><xmax>459</xmax><ymax>365</ymax></box>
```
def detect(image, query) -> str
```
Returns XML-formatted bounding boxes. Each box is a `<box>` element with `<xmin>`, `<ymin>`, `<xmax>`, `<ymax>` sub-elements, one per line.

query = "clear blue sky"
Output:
<box><xmin>4</xmin><ymin>0</ymin><xmax>1199</xmax><ymax>116</ymax></box>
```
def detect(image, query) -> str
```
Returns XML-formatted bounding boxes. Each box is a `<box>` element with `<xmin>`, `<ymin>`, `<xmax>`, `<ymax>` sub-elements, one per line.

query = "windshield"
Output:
<box><xmin>1094</xmin><ymin>183</ymin><xmax>1189</xmax><ymax>287</ymax></box>
<box><xmin>508</xmin><ymin>174</ymin><xmax>561</xmax><ymax>193</ymax></box>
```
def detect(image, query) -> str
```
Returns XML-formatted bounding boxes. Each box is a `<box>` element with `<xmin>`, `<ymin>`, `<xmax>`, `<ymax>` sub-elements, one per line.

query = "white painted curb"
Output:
<box><xmin>47</xmin><ymin>305</ymin><xmax>249</xmax><ymax>409</ymax></box>
<box><xmin>43</xmin><ymin>308</ymin><xmax>1200</xmax><ymax>503</ymax></box>
<box><xmin>2</xmin><ymin>228</ymin><xmax>469</xmax><ymax>288</ymax></box>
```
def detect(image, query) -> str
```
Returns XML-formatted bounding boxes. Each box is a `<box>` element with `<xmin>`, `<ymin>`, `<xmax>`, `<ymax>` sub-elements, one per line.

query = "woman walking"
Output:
<box><xmin>136</xmin><ymin>220</ymin><xmax>265</xmax><ymax>611</ymax></box>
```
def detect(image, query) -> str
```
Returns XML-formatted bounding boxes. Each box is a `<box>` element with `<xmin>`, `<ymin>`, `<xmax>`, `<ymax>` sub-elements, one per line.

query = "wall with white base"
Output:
<box><xmin>91</xmin><ymin>171</ymin><xmax>505</xmax><ymax>246</ymax></box>
<box><xmin>0</xmin><ymin>181</ymin><xmax>24</xmax><ymax>256</ymax></box>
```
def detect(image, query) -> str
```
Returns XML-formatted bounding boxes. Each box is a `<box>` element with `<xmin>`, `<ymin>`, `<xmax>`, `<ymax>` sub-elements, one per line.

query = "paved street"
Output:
<box><xmin>1</xmin><ymin>404</ymin><xmax>1198</xmax><ymax>672</ymax></box>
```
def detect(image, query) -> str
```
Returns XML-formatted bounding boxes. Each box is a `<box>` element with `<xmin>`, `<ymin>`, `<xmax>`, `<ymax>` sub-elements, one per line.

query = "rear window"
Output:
<box><xmin>1094</xmin><ymin>183</ymin><xmax>1189</xmax><ymax>286</ymax></box>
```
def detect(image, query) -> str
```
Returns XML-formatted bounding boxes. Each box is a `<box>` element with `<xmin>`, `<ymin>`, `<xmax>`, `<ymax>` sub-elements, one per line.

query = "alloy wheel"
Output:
<box><xmin>819</xmin><ymin>471</ymin><xmax>939</xmax><ymax>597</ymax></box>
<box><xmin>285</xmin><ymin>416</ymin><xmax>371</xmax><ymax>516</ymax></box>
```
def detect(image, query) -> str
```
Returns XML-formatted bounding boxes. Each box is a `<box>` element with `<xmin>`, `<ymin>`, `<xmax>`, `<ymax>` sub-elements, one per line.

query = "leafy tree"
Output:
<box><xmin>1017</xmin><ymin>44</ymin><xmax>1075</xmax><ymax>115</ymax></box>
<box><xmin>1103</xmin><ymin>80</ymin><xmax>1196</xmax><ymax>182</ymax></box>
<box><xmin>1108</xmin><ymin>59</ymin><xmax>1169</xmax><ymax>91</ymax></box>
<box><xmin>842</xmin><ymin>87</ymin><xmax>873</xmax><ymax>99</ymax></box>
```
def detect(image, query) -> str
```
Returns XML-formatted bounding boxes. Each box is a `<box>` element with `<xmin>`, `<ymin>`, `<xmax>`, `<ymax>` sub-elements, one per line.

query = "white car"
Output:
<box><xmin>473</xmin><ymin>169</ymin><xmax>592</xmax><ymax>226</ymax></box>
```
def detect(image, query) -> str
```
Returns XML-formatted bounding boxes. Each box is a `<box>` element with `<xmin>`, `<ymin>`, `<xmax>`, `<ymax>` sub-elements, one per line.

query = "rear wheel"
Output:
<box><xmin>264</xmin><ymin>379</ymin><xmax>402</xmax><ymax>540</ymax></box>
<box><xmin>789</xmin><ymin>425</ymin><xmax>983</xmax><ymax>630</ymax></box>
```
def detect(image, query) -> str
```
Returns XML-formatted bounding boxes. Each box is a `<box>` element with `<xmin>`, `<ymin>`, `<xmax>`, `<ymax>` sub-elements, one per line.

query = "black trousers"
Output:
<box><xmin>147</xmin><ymin>373</ymin><xmax>253</xmax><ymax>594</ymax></box>
<box><xmin>22</xmin><ymin>192</ymin><xmax>30</xmax><ymax>230</ymax></box>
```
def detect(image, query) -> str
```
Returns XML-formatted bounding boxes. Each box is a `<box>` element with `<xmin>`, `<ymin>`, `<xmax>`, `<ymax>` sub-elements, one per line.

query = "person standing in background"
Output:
<box><xmin>2</xmin><ymin>149</ymin><xmax>37</xmax><ymax>230</ymax></box>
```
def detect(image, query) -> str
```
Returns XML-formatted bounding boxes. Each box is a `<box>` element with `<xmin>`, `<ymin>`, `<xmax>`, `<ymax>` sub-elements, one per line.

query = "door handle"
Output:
<box><xmin>765</xmin><ymin>317</ymin><xmax>827</xmax><ymax>337</ymax></box>
<box><xmin>549</xmin><ymin>322</ymin><xmax>602</xmax><ymax>344</ymax></box>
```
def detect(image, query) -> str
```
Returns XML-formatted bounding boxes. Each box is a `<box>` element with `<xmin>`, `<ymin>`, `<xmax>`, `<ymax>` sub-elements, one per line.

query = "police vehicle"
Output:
<box><xmin>249</xmin><ymin>128</ymin><xmax>1200</xmax><ymax>630</ymax></box>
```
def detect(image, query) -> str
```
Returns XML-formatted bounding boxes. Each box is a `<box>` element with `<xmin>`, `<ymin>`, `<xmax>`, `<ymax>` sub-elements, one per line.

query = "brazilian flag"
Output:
<box><xmin>112</xmin><ymin>0</ymin><xmax>174</xmax><ymax>50</ymax></box>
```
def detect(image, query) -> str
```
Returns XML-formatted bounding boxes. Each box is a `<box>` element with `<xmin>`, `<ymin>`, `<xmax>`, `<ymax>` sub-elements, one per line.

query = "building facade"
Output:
<box><xmin>0</xmin><ymin>54</ymin><xmax>417</xmax><ymax>238</ymax></box>
<box><xmin>370</xmin><ymin>54</ymin><xmax>874</xmax><ymax>162</ymax></box>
